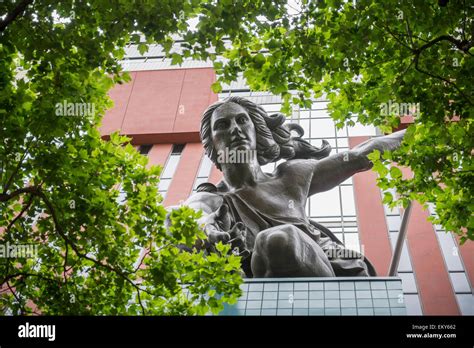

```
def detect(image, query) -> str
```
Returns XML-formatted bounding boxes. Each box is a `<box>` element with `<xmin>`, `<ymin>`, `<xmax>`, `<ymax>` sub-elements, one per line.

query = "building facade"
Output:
<box><xmin>100</xmin><ymin>44</ymin><xmax>474</xmax><ymax>315</ymax></box>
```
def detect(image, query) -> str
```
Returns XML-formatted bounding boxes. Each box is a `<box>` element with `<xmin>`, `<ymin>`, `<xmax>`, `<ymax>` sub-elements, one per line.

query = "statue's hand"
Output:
<box><xmin>198</xmin><ymin>205</ymin><xmax>250</xmax><ymax>257</ymax></box>
<box><xmin>198</xmin><ymin>204</ymin><xmax>232</xmax><ymax>244</ymax></box>
<box><xmin>228</xmin><ymin>222</ymin><xmax>250</xmax><ymax>258</ymax></box>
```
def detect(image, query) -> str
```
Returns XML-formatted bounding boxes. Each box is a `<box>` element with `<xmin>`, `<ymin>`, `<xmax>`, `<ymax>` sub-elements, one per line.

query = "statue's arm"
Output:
<box><xmin>166</xmin><ymin>192</ymin><xmax>236</xmax><ymax>249</ymax></box>
<box><xmin>183</xmin><ymin>191</ymin><xmax>223</xmax><ymax>215</ymax></box>
<box><xmin>308</xmin><ymin>129</ymin><xmax>406</xmax><ymax>195</ymax></box>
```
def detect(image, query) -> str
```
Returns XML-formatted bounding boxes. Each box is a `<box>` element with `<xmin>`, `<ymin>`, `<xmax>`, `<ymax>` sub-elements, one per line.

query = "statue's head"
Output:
<box><xmin>200</xmin><ymin>96</ymin><xmax>331</xmax><ymax>170</ymax></box>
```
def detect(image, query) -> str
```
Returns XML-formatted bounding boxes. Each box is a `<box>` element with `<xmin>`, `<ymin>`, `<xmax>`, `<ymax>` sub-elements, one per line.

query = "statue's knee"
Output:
<box><xmin>256</xmin><ymin>227</ymin><xmax>300</xmax><ymax>260</ymax></box>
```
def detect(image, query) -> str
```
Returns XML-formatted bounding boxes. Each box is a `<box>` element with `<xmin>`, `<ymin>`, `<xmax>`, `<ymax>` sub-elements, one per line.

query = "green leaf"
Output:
<box><xmin>382</xmin><ymin>192</ymin><xmax>393</xmax><ymax>204</ymax></box>
<box><xmin>389</xmin><ymin>167</ymin><xmax>402</xmax><ymax>179</ymax></box>
<box><xmin>171</xmin><ymin>53</ymin><xmax>183</xmax><ymax>65</ymax></box>
<box><xmin>138</xmin><ymin>43</ymin><xmax>148</xmax><ymax>55</ymax></box>
<box><xmin>211</xmin><ymin>81</ymin><xmax>222</xmax><ymax>93</ymax></box>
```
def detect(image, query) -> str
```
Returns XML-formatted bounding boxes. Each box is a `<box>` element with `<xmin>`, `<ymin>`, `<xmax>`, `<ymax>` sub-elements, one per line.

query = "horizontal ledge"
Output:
<box><xmin>101</xmin><ymin>131</ymin><xmax>201</xmax><ymax>145</ymax></box>
<box><xmin>243</xmin><ymin>277</ymin><xmax>402</xmax><ymax>283</ymax></box>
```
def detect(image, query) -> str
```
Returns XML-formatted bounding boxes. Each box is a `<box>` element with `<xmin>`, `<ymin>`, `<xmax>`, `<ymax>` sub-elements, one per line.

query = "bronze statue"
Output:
<box><xmin>174</xmin><ymin>96</ymin><xmax>405</xmax><ymax>278</ymax></box>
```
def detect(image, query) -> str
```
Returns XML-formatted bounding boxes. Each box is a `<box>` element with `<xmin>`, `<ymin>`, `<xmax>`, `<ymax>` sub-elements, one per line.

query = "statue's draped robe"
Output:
<box><xmin>219</xmin><ymin>190</ymin><xmax>377</xmax><ymax>277</ymax></box>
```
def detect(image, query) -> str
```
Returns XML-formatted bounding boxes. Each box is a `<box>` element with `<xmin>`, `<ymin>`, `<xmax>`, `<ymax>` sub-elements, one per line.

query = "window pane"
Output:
<box><xmin>344</xmin><ymin>233</ymin><xmax>360</xmax><ymax>253</ymax></box>
<box><xmin>299</xmin><ymin>119</ymin><xmax>310</xmax><ymax>137</ymax></box>
<box><xmin>340</xmin><ymin>186</ymin><xmax>356</xmax><ymax>216</ymax></box>
<box><xmin>262</xmin><ymin>104</ymin><xmax>281</xmax><ymax>112</ymax></box>
<box><xmin>456</xmin><ymin>294</ymin><xmax>474</xmax><ymax>315</ymax></box>
<box><xmin>335</xmin><ymin>147</ymin><xmax>349</xmax><ymax>153</ymax></box>
<box><xmin>197</xmin><ymin>155</ymin><xmax>213</xmax><ymax>178</ymax></box>
<box><xmin>449</xmin><ymin>272</ymin><xmax>471</xmax><ymax>293</ymax></box>
<box><xmin>347</xmin><ymin>120</ymin><xmax>376</xmax><ymax>136</ymax></box>
<box><xmin>138</xmin><ymin>144</ymin><xmax>153</xmax><ymax>155</ymax></box>
<box><xmin>158</xmin><ymin>178</ymin><xmax>171</xmax><ymax>191</ymax></box>
<box><xmin>310</xmin><ymin>187</ymin><xmax>341</xmax><ymax>217</ymax></box>
<box><xmin>436</xmin><ymin>232</ymin><xmax>464</xmax><ymax>272</ymax></box>
<box><xmin>171</xmin><ymin>144</ymin><xmax>185</xmax><ymax>154</ymax></box>
<box><xmin>311</xmin><ymin>102</ymin><xmax>329</xmax><ymax>110</ymax></box>
<box><xmin>386</xmin><ymin>215</ymin><xmax>401</xmax><ymax>231</ymax></box>
<box><xmin>162</xmin><ymin>154</ymin><xmax>181</xmax><ymax>178</ymax></box>
<box><xmin>398</xmin><ymin>273</ymin><xmax>418</xmax><ymax>293</ymax></box>
<box><xmin>299</xmin><ymin>110</ymin><xmax>310</xmax><ymax>119</ymax></box>
<box><xmin>310</xmin><ymin>118</ymin><xmax>335</xmax><ymax>138</ymax></box>
<box><xmin>404</xmin><ymin>294</ymin><xmax>423</xmax><ymax>315</ymax></box>
<box><xmin>310</xmin><ymin>109</ymin><xmax>329</xmax><ymax>118</ymax></box>
<box><xmin>337</xmin><ymin>137</ymin><xmax>348</xmax><ymax>147</ymax></box>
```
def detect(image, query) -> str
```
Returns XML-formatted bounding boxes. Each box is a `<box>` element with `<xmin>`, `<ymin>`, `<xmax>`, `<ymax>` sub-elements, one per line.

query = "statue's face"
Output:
<box><xmin>211</xmin><ymin>102</ymin><xmax>257</xmax><ymax>158</ymax></box>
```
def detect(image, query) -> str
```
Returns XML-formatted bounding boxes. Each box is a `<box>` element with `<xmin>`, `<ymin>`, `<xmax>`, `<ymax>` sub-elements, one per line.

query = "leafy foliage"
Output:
<box><xmin>0</xmin><ymin>0</ymin><xmax>246</xmax><ymax>315</ymax></box>
<box><xmin>1</xmin><ymin>0</ymin><xmax>472</xmax><ymax>315</ymax></box>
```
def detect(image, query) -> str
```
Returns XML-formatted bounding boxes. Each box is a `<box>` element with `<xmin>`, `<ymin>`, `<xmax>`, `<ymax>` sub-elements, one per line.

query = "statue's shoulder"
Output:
<box><xmin>186</xmin><ymin>190</ymin><xmax>223</xmax><ymax>205</ymax></box>
<box><xmin>275</xmin><ymin>158</ymin><xmax>319</xmax><ymax>176</ymax></box>
<box><xmin>185</xmin><ymin>182</ymin><xmax>228</xmax><ymax>210</ymax></box>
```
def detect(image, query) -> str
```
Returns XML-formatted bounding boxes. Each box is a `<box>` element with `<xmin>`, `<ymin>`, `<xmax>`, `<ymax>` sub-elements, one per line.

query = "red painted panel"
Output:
<box><xmin>101</xmin><ymin>69</ymin><xmax>218</xmax><ymax>140</ymax></box>
<box><xmin>173</xmin><ymin>68</ymin><xmax>217</xmax><ymax>133</ymax></box>
<box><xmin>147</xmin><ymin>144</ymin><xmax>172</xmax><ymax>168</ymax></box>
<box><xmin>399</xmin><ymin>167</ymin><xmax>459</xmax><ymax>315</ymax></box>
<box><xmin>349</xmin><ymin>136</ymin><xmax>392</xmax><ymax>276</ymax></box>
<box><xmin>164</xmin><ymin>143</ymin><xmax>204</xmax><ymax>206</ymax></box>
<box><xmin>100</xmin><ymin>72</ymin><xmax>137</xmax><ymax>136</ymax></box>
<box><xmin>208</xmin><ymin>165</ymin><xmax>223</xmax><ymax>185</ymax></box>
<box><xmin>406</xmin><ymin>202</ymin><xmax>460</xmax><ymax>314</ymax></box>
<box><xmin>121</xmin><ymin>70</ymin><xmax>185</xmax><ymax>135</ymax></box>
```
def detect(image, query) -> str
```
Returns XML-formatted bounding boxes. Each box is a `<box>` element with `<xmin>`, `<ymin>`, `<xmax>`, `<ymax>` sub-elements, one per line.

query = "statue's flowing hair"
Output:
<box><xmin>200</xmin><ymin>96</ymin><xmax>332</xmax><ymax>171</ymax></box>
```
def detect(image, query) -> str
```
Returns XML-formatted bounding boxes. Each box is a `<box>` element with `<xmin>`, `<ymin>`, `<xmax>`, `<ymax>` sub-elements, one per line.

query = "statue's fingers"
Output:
<box><xmin>229</xmin><ymin>235</ymin><xmax>246</xmax><ymax>251</ymax></box>
<box><xmin>209</xmin><ymin>231</ymin><xmax>231</xmax><ymax>244</ymax></box>
<box><xmin>228</xmin><ymin>222</ymin><xmax>245</xmax><ymax>239</ymax></box>
<box><xmin>230</xmin><ymin>244</ymin><xmax>250</xmax><ymax>258</ymax></box>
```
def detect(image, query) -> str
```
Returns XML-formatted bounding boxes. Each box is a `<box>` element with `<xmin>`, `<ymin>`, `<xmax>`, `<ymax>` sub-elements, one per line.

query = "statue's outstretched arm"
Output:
<box><xmin>308</xmin><ymin>129</ymin><xmax>406</xmax><ymax>195</ymax></box>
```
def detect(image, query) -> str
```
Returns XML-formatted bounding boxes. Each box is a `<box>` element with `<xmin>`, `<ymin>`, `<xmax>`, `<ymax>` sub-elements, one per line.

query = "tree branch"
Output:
<box><xmin>0</xmin><ymin>0</ymin><xmax>34</xmax><ymax>33</ymax></box>
<box><xmin>63</xmin><ymin>241</ymin><xmax>69</xmax><ymax>285</ymax></box>
<box><xmin>5</xmin><ymin>195</ymin><xmax>35</xmax><ymax>232</ymax></box>
<box><xmin>1</xmin><ymin>184</ymin><xmax>151</xmax><ymax>313</ymax></box>
<box><xmin>378</xmin><ymin>23</ymin><xmax>412</xmax><ymax>51</ymax></box>
<box><xmin>404</xmin><ymin>16</ymin><xmax>414</xmax><ymax>46</ymax></box>
<box><xmin>1</xmin><ymin>272</ymin><xmax>58</xmax><ymax>286</ymax></box>
<box><xmin>414</xmin><ymin>35</ymin><xmax>473</xmax><ymax>55</ymax></box>
<box><xmin>0</xmin><ymin>186</ymin><xmax>40</xmax><ymax>202</ymax></box>
<box><xmin>6</xmin><ymin>281</ymin><xmax>25</xmax><ymax>315</ymax></box>
<box><xmin>414</xmin><ymin>53</ymin><xmax>473</xmax><ymax>105</ymax></box>
<box><xmin>32</xmin><ymin>188</ymin><xmax>150</xmax><ymax>313</ymax></box>
<box><xmin>2</xmin><ymin>138</ymin><xmax>33</xmax><ymax>193</ymax></box>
